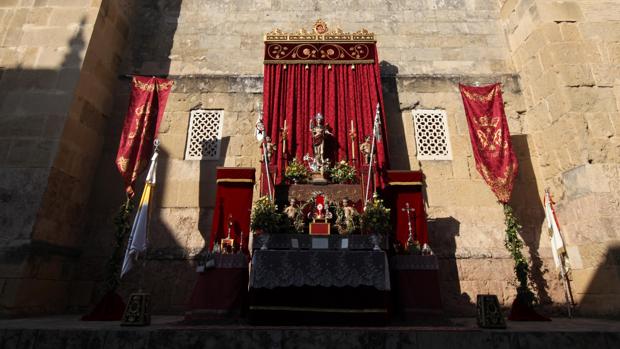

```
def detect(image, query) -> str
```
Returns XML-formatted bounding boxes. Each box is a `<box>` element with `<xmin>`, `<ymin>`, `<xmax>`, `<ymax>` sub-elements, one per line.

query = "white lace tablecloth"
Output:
<box><xmin>249</xmin><ymin>250</ymin><xmax>390</xmax><ymax>290</ymax></box>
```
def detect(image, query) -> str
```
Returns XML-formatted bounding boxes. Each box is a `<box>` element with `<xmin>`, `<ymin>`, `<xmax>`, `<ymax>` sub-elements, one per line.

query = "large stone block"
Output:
<box><xmin>529</xmin><ymin>72</ymin><xmax>557</xmax><ymax>102</ymax></box>
<box><xmin>537</xmin><ymin>1</ymin><xmax>584</xmax><ymax>23</ymax></box>
<box><xmin>0</xmin><ymin>167</ymin><xmax>49</xmax><ymax>242</ymax></box>
<box><xmin>585</xmin><ymin>113</ymin><xmax>615</xmax><ymax>139</ymax></box>
<box><xmin>540</xmin><ymin>42</ymin><xmax>602</xmax><ymax>70</ymax></box>
<box><xmin>559</xmin><ymin>22</ymin><xmax>581</xmax><ymax>41</ymax></box>
<box><xmin>554</xmin><ymin>64</ymin><xmax>595</xmax><ymax>87</ymax></box>
<box><xmin>565</xmin><ymin>87</ymin><xmax>618</xmax><ymax>113</ymax></box>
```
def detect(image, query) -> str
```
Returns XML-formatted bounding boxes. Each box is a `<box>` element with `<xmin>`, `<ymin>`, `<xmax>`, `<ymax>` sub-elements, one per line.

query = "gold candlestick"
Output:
<box><xmin>349</xmin><ymin>120</ymin><xmax>357</xmax><ymax>160</ymax></box>
<box><xmin>280</xmin><ymin>120</ymin><xmax>288</xmax><ymax>155</ymax></box>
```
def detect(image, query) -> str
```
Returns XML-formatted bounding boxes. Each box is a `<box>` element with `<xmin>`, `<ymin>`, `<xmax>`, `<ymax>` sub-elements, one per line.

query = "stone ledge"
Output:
<box><xmin>0</xmin><ymin>316</ymin><xmax>618</xmax><ymax>349</ymax></box>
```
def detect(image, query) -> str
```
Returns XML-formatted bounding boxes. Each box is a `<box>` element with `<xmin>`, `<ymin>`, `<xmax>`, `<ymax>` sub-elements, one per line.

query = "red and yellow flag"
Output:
<box><xmin>115</xmin><ymin>76</ymin><xmax>173</xmax><ymax>197</ymax></box>
<box><xmin>459</xmin><ymin>83</ymin><xmax>518</xmax><ymax>203</ymax></box>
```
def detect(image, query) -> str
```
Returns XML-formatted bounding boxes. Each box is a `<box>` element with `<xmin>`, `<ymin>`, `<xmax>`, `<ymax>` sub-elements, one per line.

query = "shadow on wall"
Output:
<box><xmin>509</xmin><ymin>134</ymin><xmax>552</xmax><ymax>305</ymax></box>
<box><xmin>426</xmin><ymin>216</ymin><xmax>477</xmax><ymax>315</ymax></box>
<box><xmin>379</xmin><ymin>61</ymin><xmax>411</xmax><ymax>170</ymax></box>
<box><xmin>73</xmin><ymin>0</ymin><xmax>186</xmax><ymax>314</ymax></box>
<box><xmin>0</xmin><ymin>18</ymin><xmax>93</xmax><ymax>317</ymax></box>
<box><xmin>117</xmin><ymin>0</ymin><xmax>189</xmax><ymax>314</ymax></box>
<box><xmin>126</xmin><ymin>0</ymin><xmax>183</xmax><ymax>75</ymax></box>
<box><xmin>578</xmin><ymin>245</ymin><xmax>620</xmax><ymax>316</ymax></box>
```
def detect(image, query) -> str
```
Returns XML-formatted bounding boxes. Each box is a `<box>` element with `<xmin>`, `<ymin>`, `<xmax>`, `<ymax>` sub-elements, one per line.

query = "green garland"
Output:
<box><xmin>103</xmin><ymin>197</ymin><xmax>135</xmax><ymax>294</ymax></box>
<box><xmin>503</xmin><ymin>203</ymin><xmax>535</xmax><ymax>307</ymax></box>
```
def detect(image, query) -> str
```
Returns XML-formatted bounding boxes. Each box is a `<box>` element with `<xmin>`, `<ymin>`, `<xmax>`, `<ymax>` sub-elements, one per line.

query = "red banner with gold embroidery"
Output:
<box><xmin>116</xmin><ymin>76</ymin><xmax>173</xmax><ymax>197</ymax></box>
<box><xmin>459</xmin><ymin>83</ymin><xmax>518</xmax><ymax>203</ymax></box>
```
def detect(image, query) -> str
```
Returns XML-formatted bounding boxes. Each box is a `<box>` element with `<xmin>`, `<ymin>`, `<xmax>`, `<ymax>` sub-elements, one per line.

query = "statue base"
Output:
<box><xmin>310</xmin><ymin>172</ymin><xmax>328</xmax><ymax>184</ymax></box>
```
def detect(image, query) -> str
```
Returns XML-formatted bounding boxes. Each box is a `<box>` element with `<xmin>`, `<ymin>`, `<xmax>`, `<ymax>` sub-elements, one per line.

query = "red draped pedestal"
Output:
<box><xmin>390</xmin><ymin>255</ymin><xmax>443</xmax><ymax>320</ymax></box>
<box><xmin>185</xmin><ymin>254</ymin><xmax>249</xmax><ymax>322</ymax></box>
<box><xmin>208</xmin><ymin>167</ymin><xmax>255</xmax><ymax>254</ymax></box>
<box><xmin>384</xmin><ymin>171</ymin><xmax>429</xmax><ymax>246</ymax></box>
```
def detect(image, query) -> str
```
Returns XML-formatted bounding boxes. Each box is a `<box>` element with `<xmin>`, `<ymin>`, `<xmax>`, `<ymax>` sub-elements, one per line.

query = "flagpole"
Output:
<box><xmin>545</xmin><ymin>188</ymin><xmax>575</xmax><ymax>318</ymax></box>
<box><xmin>262</xmin><ymin>141</ymin><xmax>274</xmax><ymax>201</ymax></box>
<box><xmin>365</xmin><ymin>103</ymin><xmax>381</xmax><ymax>206</ymax></box>
<box><xmin>120</xmin><ymin>140</ymin><xmax>159</xmax><ymax>280</ymax></box>
<box><xmin>139</xmin><ymin>139</ymin><xmax>159</xmax><ymax>291</ymax></box>
<box><xmin>255</xmin><ymin>105</ymin><xmax>274</xmax><ymax>201</ymax></box>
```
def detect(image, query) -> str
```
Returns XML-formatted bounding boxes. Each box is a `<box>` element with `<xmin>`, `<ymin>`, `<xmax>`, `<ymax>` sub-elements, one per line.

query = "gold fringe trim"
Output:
<box><xmin>387</xmin><ymin>181</ymin><xmax>423</xmax><ymax>186</ymax></box>
<box><xmin>216</xmin><ymin>178</ymin><xmax>255</xmax><ymax>184</ymax></box>
<box><xmin>264</xmin><ymin>59</ymin><xmax>374</xmax><ymax>65</ymax></box>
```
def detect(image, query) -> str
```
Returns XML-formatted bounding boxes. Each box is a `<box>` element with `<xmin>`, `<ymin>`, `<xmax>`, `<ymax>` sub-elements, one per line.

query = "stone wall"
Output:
<box><xmin>3</xmin><ymin>0</ymin><xmax>616</xmax><ymax>317</ymax></box>
<box><xmin>128</xmin><ymin>0</ymin><xmax>513</xmax><ymax>77</ymax></box>
<box><xmin>0</xmin><ymin>0</ymin><xmax>132</xmax><ymax>317</ymax></box>
<box><xmin>499</xmin><ymin>0</ymin><xmax>620</xmax><ymax>315</ymax></box>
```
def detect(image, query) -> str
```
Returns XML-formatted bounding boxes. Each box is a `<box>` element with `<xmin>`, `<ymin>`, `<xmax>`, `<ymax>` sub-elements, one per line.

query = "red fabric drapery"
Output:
<box><xmin>208</xmin><ymin>168</ymin><xmax>256</xmax><ymax>254</ymax></box>
<box><xmin>116</xmin><ymin>76</ymin><xmax>173</xmax><ymax>197</ymax></box>
<box><xmin>262</xmin><ymin>50</ymin><xmax>389</xmax><ymax>191</ymax></box>
<box><xmin>459</xmin><ymin>83</ymin><xmax>518</xmax><ymax>203</ymax></box>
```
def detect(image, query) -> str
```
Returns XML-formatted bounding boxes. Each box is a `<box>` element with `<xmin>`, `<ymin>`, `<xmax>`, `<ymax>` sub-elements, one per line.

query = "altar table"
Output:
<box><xmin>248</xmin><ymin>249</ymin><xmax>390</xmax><ymax>325</ymax></box>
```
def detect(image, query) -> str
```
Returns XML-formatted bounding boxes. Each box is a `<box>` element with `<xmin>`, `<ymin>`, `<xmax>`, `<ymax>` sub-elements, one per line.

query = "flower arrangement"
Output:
<box><xmin>328</xmin><ymin>160</ymin><xmax>357</xmax><ymax>184</ymax></box>
<box><xmin>361</xmin><ymin>193</ymin><xmax>391</xmax><ymax>235</ymax></box>
<box><xmin>250</xmin><ymin>196</ymin><xmax>281</xmax><ymax>234</ymax></box>
<box><xmin>335</xmin><ymin>205</ymin><xmax>361</xmax><ymax>235</ymax></box>
<box><xmin>285</xmin><ymin>157</ymin><xmax>311</xmax><ymax>184</ymax></box>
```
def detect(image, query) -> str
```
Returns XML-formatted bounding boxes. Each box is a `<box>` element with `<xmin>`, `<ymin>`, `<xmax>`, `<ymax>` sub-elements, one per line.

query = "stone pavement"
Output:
<box><xmin>0</xmin><ymin>315</ymin><xmax>619</xmax><ymax>348</ymax></box>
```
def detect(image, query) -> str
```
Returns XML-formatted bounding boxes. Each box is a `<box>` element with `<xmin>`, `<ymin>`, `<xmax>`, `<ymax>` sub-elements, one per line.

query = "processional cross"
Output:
<box><xmin>401</xmin><ymin>202</ymin><xmax>417</xmax><ymax>248</ymax></box>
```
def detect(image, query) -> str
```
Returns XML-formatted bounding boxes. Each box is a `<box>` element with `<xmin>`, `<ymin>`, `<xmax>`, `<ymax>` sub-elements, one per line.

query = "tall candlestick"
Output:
<box><xmin>349</xmin><ymin>120</ymin><xmax>357</xmax><ymax>160</ymax></box>
<box><xmin>281</xmin><ymin>120</ymin><xmax>288</xmax><ymax>154</ymax></box>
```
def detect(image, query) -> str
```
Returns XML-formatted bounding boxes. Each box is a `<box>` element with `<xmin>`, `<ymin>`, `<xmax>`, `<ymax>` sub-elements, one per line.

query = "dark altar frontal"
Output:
<box><xmin>248</xmin><ymin>234</ymin><xmax>391</xmax><ymax>325</ymax></box>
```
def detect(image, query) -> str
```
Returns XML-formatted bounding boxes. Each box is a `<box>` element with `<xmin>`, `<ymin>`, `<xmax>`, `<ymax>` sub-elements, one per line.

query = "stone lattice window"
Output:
<box><xmin>412</xmin><ymin>109</ymin><xmax>452</xmax><ymax>160</ymax></box>
<box><xmin>185</xmin><ymin>109</ymin><xmax>224</xmax><ymax>160</ymax></box>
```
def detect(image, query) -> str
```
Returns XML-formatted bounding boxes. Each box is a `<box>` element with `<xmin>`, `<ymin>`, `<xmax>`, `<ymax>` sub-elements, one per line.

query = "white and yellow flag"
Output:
<box><xmin>121</xmin><ymin>150</ymin><xmax>158</xmax><ymax>278</ymax></box>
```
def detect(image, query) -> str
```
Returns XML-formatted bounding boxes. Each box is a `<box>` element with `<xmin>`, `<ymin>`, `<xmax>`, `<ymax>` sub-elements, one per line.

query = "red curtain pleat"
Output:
<box><xmin>262</xmin><ymin>60</ymin><xmax>389</xmax><ymax>194</ymax></box>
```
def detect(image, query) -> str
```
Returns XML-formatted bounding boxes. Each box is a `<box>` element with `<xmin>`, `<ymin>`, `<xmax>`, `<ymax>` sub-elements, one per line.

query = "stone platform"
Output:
<box><xmin>1</xmin><ymin>316</ymin><xmax>619</xmax><ymax>349</ymax></box>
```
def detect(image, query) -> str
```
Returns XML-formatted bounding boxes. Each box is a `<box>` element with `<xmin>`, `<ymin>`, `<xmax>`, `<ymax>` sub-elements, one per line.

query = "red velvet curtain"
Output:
<box><xmin>262</xmin><ymin>54</ymin><xmax>389</xmax><ymax>191</ymax></box>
